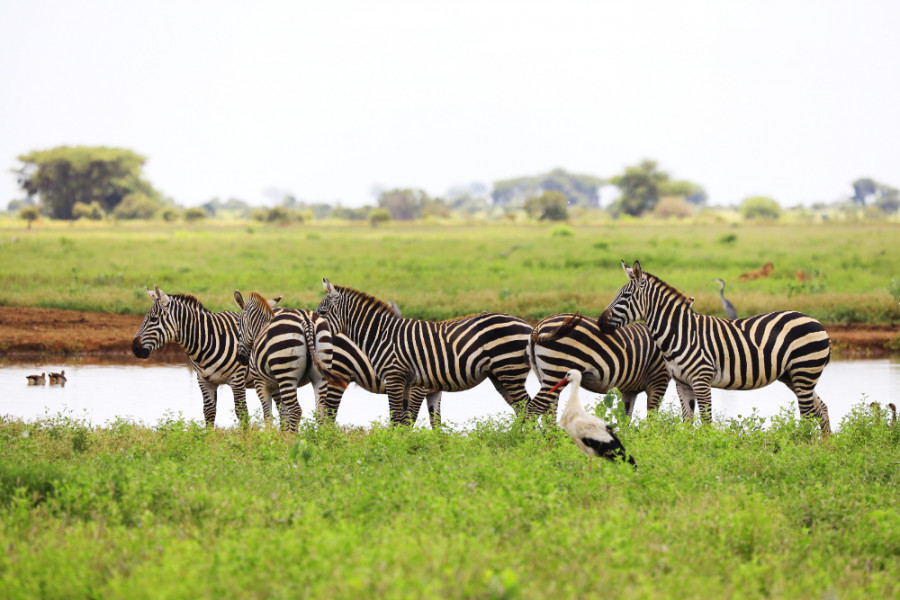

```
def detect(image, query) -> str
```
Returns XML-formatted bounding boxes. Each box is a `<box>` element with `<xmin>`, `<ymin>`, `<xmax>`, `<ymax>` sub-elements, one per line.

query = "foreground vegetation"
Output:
<box><xmin>1</xmin><ymin>221</ymin><xmax>899</xmax><ymax>325</ymax></box>
<box><xmin>0</xmin><ymin>404</ymin><xmax>897</xmax><ymax>598</ymax></box>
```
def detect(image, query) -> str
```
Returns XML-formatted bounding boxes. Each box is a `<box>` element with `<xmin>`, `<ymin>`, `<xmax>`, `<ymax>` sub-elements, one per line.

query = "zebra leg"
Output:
<box><xmin>791</xmin><ymin>385</ymin><xmax>833</xmax><ymax>437</ymax></box>
<box><xmin>675</xmin><ymin>380</ymin><xmax>696</xmax><ymax>423</ymax></box>
<box><xmin>487</xmin><ymin>373</ymin><xmax>531</xmax><ymax>416</ymax></box>
<box><xmin>318</xmin><ymin>381</ymin><xmax>347</xmax><ymax>424</ymax></box>
<box><xmin>196</xmin><ymin>376</ymin><xmax>218</xmax><ymax>427</ymax></box>
<box><xmin>231</xmin><ymin>382</ymin><xmax>250</xmax><ymax>427</ymax></box>
<box><xmin>425</xmin><ymin>391</ymin><xmax>443</xmax><ymax>429</ymax></box>
<box><xmin>406</xmin><ymin>387</ymin><xmax>428</xmax><ymax>426</ymax></box>
<box><xmin>811</xmin><ymin>393</ymin><xmax>832</xmax><ymax>436</ymax></box>
<box><xmin>645</xmin><ymin>378</ymin><xmax>669</xmax><ymax>414</ymax></box>
<box><xmin>528</xmin><ymin>385</ymin><xmax>559</xmax><ymax>420</ymax></box>
<box><xmin>620</xmin><ymin>391</ymin><xmax>638</xmax><ymax>417</ymax></box>
<box><xmin>384</xmin><ymin>376</ymin><xmax>410</xmax><ymax>425</ymax></box>
<box><xmin>693</xmin><ymin>381</ymin><xmax>713</xmax><ymax>424</ymax></box>
<box><xmin>278</xmin><ymin>382</ymin><xmax>302</xmax><ymax>432</ymax></box>
<box><xmin>255</xmin><ymin>381</ymin><xmax>274</xmax><ymax>421</ymax></box>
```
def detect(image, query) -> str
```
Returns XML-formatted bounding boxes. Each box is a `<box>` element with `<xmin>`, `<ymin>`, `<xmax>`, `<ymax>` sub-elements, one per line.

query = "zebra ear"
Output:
<box><xmin>233</xmin><ymin>290</ymin><xmax>245</xmax><ymax>310</ymax></box>
<box><xmin>146</xmin><ymin>286</ymin><xmax>158</xmax><ymax>302</ymax></box>
<box><xmin>622</xmin><ymin>260</ymin><xmax>634</xmax><ymax>280</ymax></box>
<box><xmin>269</xmin><ymin>296</ymin><xmax>282</xmax><ymax>309</ymax></box>
<box><xmin>322</xmin><ymin>277</ymin><xmax>336</xmax><ymax>295</ymax></box>
<box><xmin>631</xmin><ymin>260</ymin><xmax>643</xmax><ymax>281</ymax></box>
<box><xmin>687</xmin><ymin>296</ymin><xmax>695</xmax><ymax>309</ymax></box>
<box><xmin>155</xmin><ymin>285</ymin><xmax>170</xmax><ymax>309</ymax></box>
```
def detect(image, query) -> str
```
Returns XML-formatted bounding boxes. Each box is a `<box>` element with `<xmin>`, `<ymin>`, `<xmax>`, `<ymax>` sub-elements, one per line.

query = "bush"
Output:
<box><xmin>739</xmin><ymin>196</ymin><xmax>781</xmax><ymax>220</ymax></box>
<box><xmin>72</xmin><ymin>201</ymin><xmax>105</xmax><ymax>220</ymax></box>
<box><xmin>112</xmin><ymin>193</ymin><xmax>162</xmax><ymax>220</ymax></box>
<box><xmin>183</xmin><ymin>208</ymin><xmax>207</xmax><ymax>222</ymax></box>
<box><xmin>369</xmin><ymin>208</ymin><xmax>392</xmax><ymax>227</ymax></box>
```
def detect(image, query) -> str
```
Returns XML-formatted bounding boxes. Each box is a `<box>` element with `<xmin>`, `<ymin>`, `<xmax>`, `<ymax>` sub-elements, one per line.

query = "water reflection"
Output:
<box><xmin>1</xmin><ymin>358</ymin><xmax>897</xmax><ymax>430</ymax></box>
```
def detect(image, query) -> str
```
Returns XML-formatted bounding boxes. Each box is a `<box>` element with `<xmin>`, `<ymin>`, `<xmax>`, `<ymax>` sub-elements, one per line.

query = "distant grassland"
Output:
<box><xmin>1</xmin><ymin>221</ymin><xmax>898</xmax><ymax>323</ymax></box>
<box><xmin>0</xmin><ymin>407</ymin><xmax>898</xmax><ymax>598</ymax></box>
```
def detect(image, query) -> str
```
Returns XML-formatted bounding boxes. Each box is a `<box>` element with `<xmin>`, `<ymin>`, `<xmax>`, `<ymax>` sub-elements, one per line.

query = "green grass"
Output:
<box><xmin>0</xmin><ymin>404</ymin><xmax>898</xmax><ymax>598</ymax></box>
<box><xmin>1</xmin><ymin>220</ymin><xmax>899</xmax><ymax>324</ymax></box>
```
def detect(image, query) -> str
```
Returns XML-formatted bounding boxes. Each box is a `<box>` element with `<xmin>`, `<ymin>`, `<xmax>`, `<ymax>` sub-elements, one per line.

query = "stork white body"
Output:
<box><xmin>552</xmin><ymin>369</ymin><xmax>636</xmax><ymax>468</ymax></box>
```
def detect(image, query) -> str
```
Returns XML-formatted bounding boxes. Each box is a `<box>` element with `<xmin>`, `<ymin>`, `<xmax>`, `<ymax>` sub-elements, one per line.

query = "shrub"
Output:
<box><xmin>740</xmin><ymin>196</ymin><xmax>781</xmax><ymax>220</ymax></box>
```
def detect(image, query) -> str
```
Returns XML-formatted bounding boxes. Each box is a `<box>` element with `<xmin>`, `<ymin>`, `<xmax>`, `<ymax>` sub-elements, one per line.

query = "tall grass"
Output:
<box><xmin>1</xmin><ymin>221</ymin><xmax>898</xmax><ymax>323</ymax></box>
<box><xmin>1</xmin><ymin>404</ymin><xmax>898</xmax><ymax>598</ymax></box>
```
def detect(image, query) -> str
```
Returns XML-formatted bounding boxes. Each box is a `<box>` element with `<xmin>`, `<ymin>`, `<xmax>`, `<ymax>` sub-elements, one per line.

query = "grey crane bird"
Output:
<box><xmin>713</xmin><ymin>278</ymin><xmax>738</xmax><ymax>320</ymax></box>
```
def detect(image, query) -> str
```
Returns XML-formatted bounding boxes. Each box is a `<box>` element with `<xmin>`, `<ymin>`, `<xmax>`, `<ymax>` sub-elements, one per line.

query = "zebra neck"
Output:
<box><xmin>345</xmin><ymin>310</ymin><xmax>396</xmax><ymax>359</ymax></box>
<box><xmin>643</xmin><ymin>291</ymin><xmax>696</xmax><ymax>358</ymax></box>
<box><xmin>172</xmin><ymin>303</ymin><xmax>216</xmax><ymax>359</ymax></box>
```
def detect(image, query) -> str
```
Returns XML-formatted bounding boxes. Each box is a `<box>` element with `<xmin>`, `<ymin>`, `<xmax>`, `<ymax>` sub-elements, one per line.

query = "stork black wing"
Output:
<box><xmin>581</xmin><ymin>429</ymin><xmax>637</xmax><ymax>468</ymax></box>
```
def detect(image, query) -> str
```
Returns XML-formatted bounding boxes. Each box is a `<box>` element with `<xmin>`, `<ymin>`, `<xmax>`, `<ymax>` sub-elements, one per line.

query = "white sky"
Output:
<box><xmin>1</xmin><ymin>0</ymin><xmax>898</xmax><ymax>208</ymax></box>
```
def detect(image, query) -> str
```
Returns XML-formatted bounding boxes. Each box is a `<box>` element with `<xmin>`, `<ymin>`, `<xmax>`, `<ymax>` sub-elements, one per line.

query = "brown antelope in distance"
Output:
<box><xmin>26</xmin><ymin>373</ymin><xmax>46</xmax><ymax>385</ymax></box>
<box><xmin>738</xmin><ymin>262</ymin><xmax>774</xmax><ymax>281</ymax></box>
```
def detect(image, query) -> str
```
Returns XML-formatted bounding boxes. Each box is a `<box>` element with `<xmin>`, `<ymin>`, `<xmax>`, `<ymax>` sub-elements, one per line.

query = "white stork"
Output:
<box><xmin>550</xmin><ymin>369</ymin><xmax>636</xmax><ymax>468</ymax></box>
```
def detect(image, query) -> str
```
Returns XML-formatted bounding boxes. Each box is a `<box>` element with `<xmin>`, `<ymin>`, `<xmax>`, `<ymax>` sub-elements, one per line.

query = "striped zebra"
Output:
<box><xmin>233</xmin><ymin>291</ymin><xmax>336</xmax><ymax>431</ymax></box>
<box><xmin>132</xmin><ymin>286</ymin><xmax>253</xmax><ymax>426</ymax></box>
<box><xmin>597</xmin><ymin>261</ymin><xmax>832</xmax><ymax>435</ymax></box>
<box><xmin>525</xmin><ymin>314</ymin><xmax>672</xmax><ymax>419</ymax></box>
<box><xmin>315</xmin><ymin>279</ymin><xmax>533</xmax><ymax>424</ymax></box>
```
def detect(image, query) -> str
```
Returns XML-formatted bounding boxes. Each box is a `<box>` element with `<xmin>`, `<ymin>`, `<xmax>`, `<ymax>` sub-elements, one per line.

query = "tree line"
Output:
<box><xmin>7</xmin><ymin>146</ymin><xmax>899</xmax><ymax>226</ymax></box>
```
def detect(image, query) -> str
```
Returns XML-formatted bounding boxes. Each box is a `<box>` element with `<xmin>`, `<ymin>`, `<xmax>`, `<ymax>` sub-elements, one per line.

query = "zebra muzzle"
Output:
<box><xmin>132</xmin><ymin>336</ymin><xmax>151</xmax><ymax>359</ymax></box>
<box><xmin>236</xmin><ymin>345</ymin><xmax>250</xmax><ymax>366</ymax></box>
<box><xmin>597</xmin><ymin>311</ymin><xmax>617</xmax><ymax>335</ymax></box>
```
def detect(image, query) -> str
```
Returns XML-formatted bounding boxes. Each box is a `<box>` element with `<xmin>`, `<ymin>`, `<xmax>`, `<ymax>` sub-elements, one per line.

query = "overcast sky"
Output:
<box><xmin>2</xmin><ymin>0</ymin><xmax>898</xmax><ymax>209</ymax></box>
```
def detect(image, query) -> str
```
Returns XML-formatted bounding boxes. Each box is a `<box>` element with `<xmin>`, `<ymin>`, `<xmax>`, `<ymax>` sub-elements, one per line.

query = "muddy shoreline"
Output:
<box><xmin>0</xmin><ymin>306</ymin><xmax>897</xmax><ymax>362</ymax></box>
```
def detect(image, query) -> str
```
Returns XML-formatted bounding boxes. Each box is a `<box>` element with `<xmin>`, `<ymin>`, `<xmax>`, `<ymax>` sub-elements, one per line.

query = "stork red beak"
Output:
<box><xmin>550</xmin><ymin>379</ymin><xmax>568</xmax><ymax>394</ymax></box>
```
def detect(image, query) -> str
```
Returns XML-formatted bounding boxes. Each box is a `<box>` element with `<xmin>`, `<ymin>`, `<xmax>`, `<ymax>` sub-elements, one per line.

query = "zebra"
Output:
<box><xmin>525</xmin><ymin>314</ymin><xmax>672</xmax><ymax>420</ymax></box>
<box><xmin>597</xmin><ymin>260</ymin><xmax>832</xmax><ymax>435</ymax></box>
<box><xmin>315</xmin><ymin>278</ymin><xmax>533</xmax><ymax>424</ymax></box>
<box><xmin>133</xmin><ymin>285</ymin><xmax>253</xmax><ymax>426</ymax></box>
<box><xmin>233</xmin><ymin>291</ymin><xmax>336</xmax><ymax>431</ymax></box>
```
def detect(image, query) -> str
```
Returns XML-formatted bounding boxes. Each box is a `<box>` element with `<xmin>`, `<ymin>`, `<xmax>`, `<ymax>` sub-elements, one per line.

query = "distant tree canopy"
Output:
<box><xmin>15</xmin><ymin>146</ymin><xmax>162</xmax><ymax>220</ymax></box>
<box><xmin>377</xmin><ymin>188</ymin><xmax>449</xmax><ymax>220</ymax></box>
<box><xmin>524</xmin><ymin>191</ymin><xmax>568</xmax><ymax>221</ymax></box>
<box><xmin>492</xmin><ymin>168</ymin><xmax>603</xmax><ymax>208</ymax></box>
<box><xmin>851</xmin><ymin>177</ymin><xmax>898</xmax><ymax>214</ymax></box>
<box><xmin>608</xmin><ymin>160</ymin><xmax>706</xmax><ymax>217</ymax></box>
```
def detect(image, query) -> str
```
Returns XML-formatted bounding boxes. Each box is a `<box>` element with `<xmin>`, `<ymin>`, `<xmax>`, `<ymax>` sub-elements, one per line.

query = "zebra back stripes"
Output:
<box><xmin>234</xmin><ymin>291</ymin><xmax>336</xmax><ymax>431</ymax></box>
<box><xmin>316</xmin><ymin>278</ymin><xmax>533</xmax><ymax>423</ymax></box>
<box><xmin>598</xmin><ymin>260</ymin><xmax>832</xmax><ymax>434</ymax></box>
<box><xmin>525</xmin><ymin>314</ymin><xmax>671</xmax><ymax>419</ymax></box>
<box><xmin>132</xmin><ymin>285</ymin><xmax>252</xmax><ymax>426</ymax></box>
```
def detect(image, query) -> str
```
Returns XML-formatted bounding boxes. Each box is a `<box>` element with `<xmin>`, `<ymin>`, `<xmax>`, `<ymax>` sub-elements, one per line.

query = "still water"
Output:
<box><xmin>1</xmin><ymin>359</ymin><xmax>897</xmax><ymax>430</ymax></box>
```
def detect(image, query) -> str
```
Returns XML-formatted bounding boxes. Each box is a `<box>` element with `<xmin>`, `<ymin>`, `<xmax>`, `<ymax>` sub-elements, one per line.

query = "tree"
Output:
<box><xmin>19</xmin><ymin>205</ymin><xmax>40</xmax><ymax>229</ymax></box>
<box><xmin>740</xmin><ymin>196</ymin><xmax>781</xmax><ymax>220</ymax></box>
<box><xmin>14</xmin><ymin>146</ymin><xmax>162</xmax><ymax>220</ymax></box>
<box><xmin>524</xmin><ymin>191</ymin><xmax>569</xmax><ymax>221</ymax></box>
<box><xmin>659</xmin><ymin>180</ymin><xmax>708</xmax><ymax>206</ymax></box>
<box><xmin>377</xmin><ymin>188</ymin><xmax>435</xmax><ymax>220</ymax></box>
<box><xmin>608</xmin><ymin>160</ymin><xmax>670</xmax><ymax>217</ymax></box>
<box><xmin>492</xmin><ymin>168</ymin><xmax>603</xmax><ymax>207</ymax></box>
<box><xmin>851</xmin><ymin>178</ymin><xmax>878</xmax><ymax>207</ymax></box>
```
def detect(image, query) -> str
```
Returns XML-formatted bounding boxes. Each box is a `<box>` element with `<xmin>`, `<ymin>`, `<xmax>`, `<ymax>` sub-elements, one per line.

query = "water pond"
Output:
<box><xmin>1</xmin><ymin>358</ymin><xmax>897</xmax><ymax>430</ymax></box>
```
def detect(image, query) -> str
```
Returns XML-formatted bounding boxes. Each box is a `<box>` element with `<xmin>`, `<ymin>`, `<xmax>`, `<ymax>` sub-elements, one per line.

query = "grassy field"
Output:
<box><xmin>0</xmin><ymin>405</ymin><xmax>898</xmax><ymax>599</ymax></box>
<box><xmin>1</xmin><ymin>220</ymin><xmax>898</xmax><ymax>324</ymax></box>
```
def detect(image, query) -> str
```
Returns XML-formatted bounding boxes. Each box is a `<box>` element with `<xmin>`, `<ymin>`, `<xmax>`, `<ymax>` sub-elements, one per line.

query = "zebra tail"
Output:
<box><xmin>302</xmin><ymin>315</ymin><xmax>348</xmax><ymax>388</ymax></box>
<box><xmin>532</xmin><ymin>313</ymin><xmax>583</xmax><ymax>343</ymax></box>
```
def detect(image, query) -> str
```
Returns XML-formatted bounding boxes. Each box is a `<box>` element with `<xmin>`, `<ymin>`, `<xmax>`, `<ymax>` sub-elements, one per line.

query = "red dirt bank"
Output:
<box><xmin>0</xmin><ymin>306</ymin><xmax>897</xmax><ymax>361</ymax></box>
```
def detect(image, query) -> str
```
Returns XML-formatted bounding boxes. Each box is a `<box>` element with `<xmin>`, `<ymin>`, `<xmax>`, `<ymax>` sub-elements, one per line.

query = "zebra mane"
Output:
<box><xmin>249</xmin><ymin>292</ymin><xmax>275</xmax><ymax>316</ymax></box>
<box><xmin>646</xmin><ymin>272</ymin><xmax>693</xmax><ymax>306</ymax></box>
<box><xmin>335</xmin><ymin>285</ymin><xmax>400</xmax><ymax>317</ymax></box>
<box><xmin>168</xmin><ymin>293</ymin><xmax>211</xmax><ymax>313</ymax></box>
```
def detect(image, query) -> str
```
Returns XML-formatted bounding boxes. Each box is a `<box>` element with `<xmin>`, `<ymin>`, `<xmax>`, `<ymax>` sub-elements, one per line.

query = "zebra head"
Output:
<box><xmin>597</xmin><ymin>260</ymin><xmax>648</xmax><ymax>334</ymax></box>
<box><xmin>132</xmin><ymin>285</ymin><xmax>178</xmax><ymax>359</ymax></box>
<box><xmin>315</xmin><ymin>277</ymin><xmax>346</xmax><ymax>333</ymax></box>
<box><xmin>233</xmin><ymin>290</ymin><xmax>281</xmax><ymax>366</ymax></box>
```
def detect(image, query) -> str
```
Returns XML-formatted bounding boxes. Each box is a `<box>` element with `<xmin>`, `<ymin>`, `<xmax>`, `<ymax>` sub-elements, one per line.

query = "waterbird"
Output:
<box><xmin>713</xmin><ymin>278</ymin><xmax>738</xmax><ymax>320</ymax></box>
<box><xmin>26</xmin><ymin>373</ymin><xmax>46</xmax><ymax>385</ymax></box>
<box><xmin>48</xmin><ymin>370</ymin><xmax>67</xmax><ymax>385</ymax></box>
<box><xmin>550</xmin><ymin>369</ymin><xmax>636</xmax><ymax>469</ymax></box>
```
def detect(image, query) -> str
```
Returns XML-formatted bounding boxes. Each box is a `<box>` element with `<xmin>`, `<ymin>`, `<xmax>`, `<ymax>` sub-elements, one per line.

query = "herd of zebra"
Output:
<box><xmin>131</xmin><ymin>260</ymin><xmax>834</xmax><ymax>448</ymax></box>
